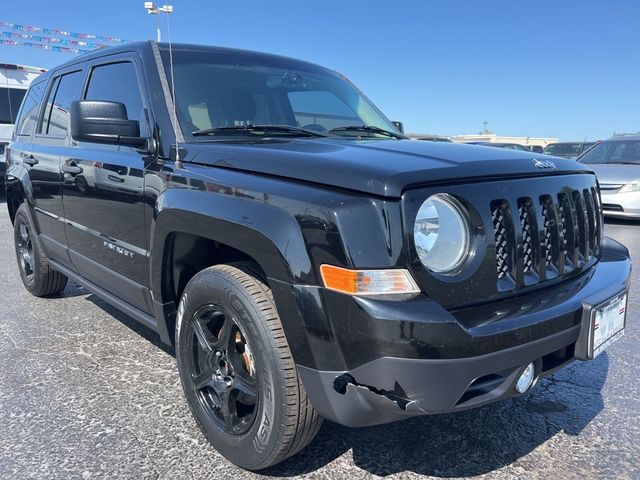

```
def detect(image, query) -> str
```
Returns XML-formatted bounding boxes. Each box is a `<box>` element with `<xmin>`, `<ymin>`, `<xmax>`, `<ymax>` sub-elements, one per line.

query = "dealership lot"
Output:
<box><xmin>0</xmin><ymin>195</ymin><xmax>638</xmax><ymax>480</ymax></box>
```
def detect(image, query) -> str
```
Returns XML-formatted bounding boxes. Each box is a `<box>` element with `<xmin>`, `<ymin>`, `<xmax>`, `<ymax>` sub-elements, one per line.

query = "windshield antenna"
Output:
<box><xmin>165</xmin><ymin>6</ymin><xmax>180</xmax><ymax>167</ymax></box>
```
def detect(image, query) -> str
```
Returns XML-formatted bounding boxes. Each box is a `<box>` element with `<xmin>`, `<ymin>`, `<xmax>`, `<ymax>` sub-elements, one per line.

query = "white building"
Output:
<box><xmin>450</xmin><ymin>133</ymin><xmax>558</xmax><ymax>148</ymax></box>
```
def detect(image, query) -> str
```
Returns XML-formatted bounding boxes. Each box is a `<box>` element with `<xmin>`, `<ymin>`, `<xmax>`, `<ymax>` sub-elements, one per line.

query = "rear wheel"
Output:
<box><xmin>176</xmin><ymin>264</ymin><xmax>322</xmax><ymax>470</ymax></box>
<box><xmin>13</xmin><ymin>203</ymin><xmax>68</xmax><ymax>297</ymax></box>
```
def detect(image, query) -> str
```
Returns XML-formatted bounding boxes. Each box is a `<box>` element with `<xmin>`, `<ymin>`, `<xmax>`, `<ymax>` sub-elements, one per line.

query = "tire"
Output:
<box><xmin>13</xmin><ymin>203</ymin><xmax>68</xmax><ymax>297</ymax></box>
<box><xmin>175</xmin><ymin>264</ymin><xmax>322</xmax><ymax>470</ymax></box>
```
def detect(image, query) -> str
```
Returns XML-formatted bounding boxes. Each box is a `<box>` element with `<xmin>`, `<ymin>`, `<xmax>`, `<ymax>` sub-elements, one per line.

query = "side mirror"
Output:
<box><xmin>392</xmin><ymin>121</ymin><xmax>404</xmax><ymax>134</ymax></box>
<box><xmin>70</xmin><ymin>100</ymin><xmax>146</xmax><ymax>147</ymax></box>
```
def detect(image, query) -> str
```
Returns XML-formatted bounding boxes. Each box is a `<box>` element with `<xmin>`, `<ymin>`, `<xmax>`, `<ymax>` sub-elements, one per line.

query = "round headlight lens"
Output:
<box><xmin>413</xmin><ymin>194</ymin><xmax>470</xmax><ymax>273</ymax></box>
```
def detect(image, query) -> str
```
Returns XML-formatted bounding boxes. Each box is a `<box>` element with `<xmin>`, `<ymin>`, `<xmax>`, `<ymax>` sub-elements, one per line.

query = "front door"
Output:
<box><xmin>61</xmin><ymin>56</ymin><xmax>153</xmax><ymax>313</ymax></box>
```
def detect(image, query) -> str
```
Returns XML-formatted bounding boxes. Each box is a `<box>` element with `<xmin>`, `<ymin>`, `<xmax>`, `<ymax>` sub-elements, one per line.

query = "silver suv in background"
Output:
<box><xmin>579</xmin><ymin>137</ymin><xmax>640</xmax><ymax>219</ymax></box>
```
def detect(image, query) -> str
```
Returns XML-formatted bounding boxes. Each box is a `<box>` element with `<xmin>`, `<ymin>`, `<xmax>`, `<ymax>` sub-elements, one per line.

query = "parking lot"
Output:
<box><xmin>0</xmin><ymin>194</ymin><xmax>638</xmax><ymax>480</ymax></box>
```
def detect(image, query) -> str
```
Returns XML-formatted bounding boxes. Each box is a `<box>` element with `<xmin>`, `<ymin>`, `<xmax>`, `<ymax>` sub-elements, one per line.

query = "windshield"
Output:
<box><xmin>161</xmin><ymin>48</ymin><xmax>399</xmax><ymax>141</ymax></box>
<box><xmin>543</xmin><ymin>143</ymin><xmax>584</xmax><ymax>156</ymax></box>
<box><xmin>580</xmin><ymin>140</ymin><xmax>640</xmax><ymax>165</ymax></box>
<box><xmin>0</xmin><ymin>87</ymin><xmax>27</xmax><ymax>124</ymax></box>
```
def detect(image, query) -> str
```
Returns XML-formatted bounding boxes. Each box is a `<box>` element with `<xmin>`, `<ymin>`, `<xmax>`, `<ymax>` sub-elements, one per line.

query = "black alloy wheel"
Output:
<box><xmin>187</xmin><ymin>304</ymin><xmax>258</xmax><ymax>435</ymax></box>
<box><xmin>13</xmin><ymin>204</ymin><xmax>68</xmax><ymax>296</ymax></box>
<box><xmin>176</xmin><ymin>264</ymin><xmax>322</xmax><ymax>470</ymax></box>
<box><xmin>16</xmin><ymin>221</ymin><xmax>35</xmax><ymax>282</ymax></box>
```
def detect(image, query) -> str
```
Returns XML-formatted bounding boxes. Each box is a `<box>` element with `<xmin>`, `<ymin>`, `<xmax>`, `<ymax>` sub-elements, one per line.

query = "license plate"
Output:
<box><xmin>591</xmin><ymin>293</ymin><xmax>627</xmax><ymax>358</ymax></box>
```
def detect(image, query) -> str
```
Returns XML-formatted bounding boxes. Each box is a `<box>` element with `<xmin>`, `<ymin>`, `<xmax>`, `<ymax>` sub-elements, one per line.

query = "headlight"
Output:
<box><xmin>620</xmin><ymin>183</ymin><xmax>640</xmax><ymax>193</ymax></box>
<box><xmin>414</xmin><ymin>194</ymin><xmax>471</xmax><ymax>274</ymax></box>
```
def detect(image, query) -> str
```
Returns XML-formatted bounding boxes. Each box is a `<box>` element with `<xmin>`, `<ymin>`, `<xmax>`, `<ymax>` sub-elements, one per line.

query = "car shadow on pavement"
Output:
<box><xmin>84</xmin><ymin>293</ymin><xmax>175</xmax><ymax>356</ymax></box>
<box><xmin>264</xmin><ymin>356</ymin><xmax>608</xmax><ymax>478</ymax></box>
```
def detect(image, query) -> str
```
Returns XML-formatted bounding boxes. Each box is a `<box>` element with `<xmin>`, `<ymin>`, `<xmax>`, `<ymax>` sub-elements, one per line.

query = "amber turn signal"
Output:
<box><xmin>319</xmin><ymin>265</ymin><xmax>420</xmax><ymax>295</ymax></box>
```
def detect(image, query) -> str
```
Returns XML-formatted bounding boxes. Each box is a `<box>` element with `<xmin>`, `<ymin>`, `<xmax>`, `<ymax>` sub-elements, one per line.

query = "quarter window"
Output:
<box><xmin>14</xmin><ymin>81</ymin><xmax>46</xmax><ymax>136</ymax></box>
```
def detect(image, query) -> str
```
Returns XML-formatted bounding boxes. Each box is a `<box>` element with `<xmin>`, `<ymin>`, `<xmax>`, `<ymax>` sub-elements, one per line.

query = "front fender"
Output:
<box><xmin>150</xmin><ymin>187</ymin><xmax>321</xmax><ymax>364</ymax></box>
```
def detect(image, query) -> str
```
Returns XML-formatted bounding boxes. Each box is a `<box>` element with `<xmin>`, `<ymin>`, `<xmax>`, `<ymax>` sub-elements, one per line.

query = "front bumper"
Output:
<box><xmin>296</xmin><ymin>237</ymin><xmax>631</xmax><ymax>427</ymax></box>
<box><xmin>601</xmin><ymin>189</ymin><xmax>640</xmax><ymax>218</ymax></box>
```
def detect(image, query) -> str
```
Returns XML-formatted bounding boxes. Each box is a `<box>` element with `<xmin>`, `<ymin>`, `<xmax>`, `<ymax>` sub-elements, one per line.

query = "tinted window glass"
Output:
<box><xmin>288</xmin><ymin>91</ymin><xmax>359</xmax><ymax>130</ymax></box>
<box><xmin>162</xmin><ymin>49</ymin><xmax>399</xmax><ymax>140</ymax></box>
<box><xmin>0</xmin><ymin>87</ymin><xmax>27</xmax><ymax>124</ymax></box>
<box><xmin>15</xmin><ymin>81</ymin><xmax>46</xmax><ymax>136</ymax></box>
<box><xmin>85</xmin><ymin>62</ymin><xmax>143</xmax><ymax>122</ymax></box>
<box><xmin>580</xmin><ymin>140</ymin><xmax>640</xmax><ymax>165</ymax></box>
<box><xmin>43</xmin><ymin>71</ymin><xmax>84</xmax><ymax>136</ymax></box>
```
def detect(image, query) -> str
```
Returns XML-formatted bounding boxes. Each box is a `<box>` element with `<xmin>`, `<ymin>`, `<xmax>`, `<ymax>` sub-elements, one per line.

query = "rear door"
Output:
<box><xmin>61</xmin><ymin>55</ymin><xmax>153</xmax><ymax>313</ymax></box>
<box><xmin>29</xmin><ymin>69</ymin><xmax>85</xmax><ymax>262</ymax></box>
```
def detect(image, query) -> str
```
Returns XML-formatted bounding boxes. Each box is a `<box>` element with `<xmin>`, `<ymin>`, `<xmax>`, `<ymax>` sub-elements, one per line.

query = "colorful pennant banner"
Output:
<box><xmin>0</xmin><ymin>39</ymin><xmax>93</xmax><ymax>55</ymax></box>
<box><xmin>1</xmin><ymin>30</ymin><xmax>111</xmax><ymax>48</ymax></box>
<box><xmin>0</xmin><ymin>21</ymin><xmax>129</xmax><ymax>44</ymax></box>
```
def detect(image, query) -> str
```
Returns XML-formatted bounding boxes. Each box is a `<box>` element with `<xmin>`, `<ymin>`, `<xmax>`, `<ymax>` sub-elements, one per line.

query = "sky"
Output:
<box><xmin>2</xmin><ymin>0</ymin><xmax>639</xmax><ymax>141</ymax></box>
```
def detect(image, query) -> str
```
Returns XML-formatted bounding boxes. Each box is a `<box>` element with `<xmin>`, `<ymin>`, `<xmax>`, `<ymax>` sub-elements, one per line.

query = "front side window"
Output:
<box><xmin>0</xmin><ymin>87</ymin><xmax>27</xmax><ymax>124</ymax></box>
<box><xmin>14</xmin><ymin>81</ymin><xmax>46</xmax><ymax>136</ymax></box>
<box><xmin>161</xmin><ymin>49</ymin><xmax>398</xmax><ymax>140</ymax></box>
<box><xmin>85</xmin><ymin>62</ymin><xmax>144</xmax><ymax>123</ymax></box>
<box><xmin>40</xmin><ymin>70</ymin><xmax>84</xmax><ymax>136</ymax></box>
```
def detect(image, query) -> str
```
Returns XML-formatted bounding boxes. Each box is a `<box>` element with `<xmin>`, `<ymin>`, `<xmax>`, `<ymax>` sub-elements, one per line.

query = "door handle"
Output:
<box><xmin>20</xmin><ymin>153</ymin><xmax>39</xmax><ymax>166</ymax></box>
<box><xmin>62</xmin><ymin>164</ymin><xmax>83</xmax><ymax>175</ymax></box>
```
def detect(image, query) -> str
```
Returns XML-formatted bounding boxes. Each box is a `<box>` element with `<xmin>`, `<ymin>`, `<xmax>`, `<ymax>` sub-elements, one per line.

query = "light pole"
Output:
<box><xmin>144</xmin><ymin>2</ymin><xmax>174</xmax><ymax>42</ymax></box>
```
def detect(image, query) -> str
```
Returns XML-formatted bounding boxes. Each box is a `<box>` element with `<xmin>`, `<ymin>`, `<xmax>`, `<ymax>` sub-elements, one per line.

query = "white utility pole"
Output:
<box><xmin>144</xmin><ymin>2</ymin><xmax>174</xmax><ymax>42</ymax></box>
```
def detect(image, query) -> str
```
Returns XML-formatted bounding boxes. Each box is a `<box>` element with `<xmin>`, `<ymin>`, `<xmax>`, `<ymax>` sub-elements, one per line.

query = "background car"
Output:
<box><xmin>526</xmin><ymin>145</ymin><xmax>544</xmax><ymax>153</ymax></box>
<box><xmin>415</xmin><ymin>135</ymin><xmax>452</xmax><ymax>142</ymax></box>
<box><xmin>578</xmin><ymin>137</ymin><xmax>640</xmax><ymax>219</ymax></box>
<box><xmin>467</xmin><ymin>141</ymin><xmax>530</xmax><ymax>151</ymax></box>
<box><xmin>543</xmin><ymin>141</ymin><xmax>596</xmax><ymax>159</ymax></box>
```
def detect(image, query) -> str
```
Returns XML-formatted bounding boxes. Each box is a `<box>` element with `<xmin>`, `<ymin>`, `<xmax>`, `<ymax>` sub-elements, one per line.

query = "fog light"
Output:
<box><xmin>515</xmin><ymin>362</ymin><xmax>535</xmax><ymax>393</ymax></box>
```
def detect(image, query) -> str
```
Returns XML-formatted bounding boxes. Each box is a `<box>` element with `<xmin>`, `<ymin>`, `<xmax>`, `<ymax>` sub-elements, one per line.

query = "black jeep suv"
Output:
<box><xmin>5</xmin><ymin>42</ymin><xmax>631</xmax><ymax>470</ymax></box>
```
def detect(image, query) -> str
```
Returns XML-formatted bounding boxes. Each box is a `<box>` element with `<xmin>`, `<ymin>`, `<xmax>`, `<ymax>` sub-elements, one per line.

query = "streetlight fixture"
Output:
<box><xmin>144</xmin><ymin>2</ymin><xmax>174</xmax><ymax>42</ymax></box>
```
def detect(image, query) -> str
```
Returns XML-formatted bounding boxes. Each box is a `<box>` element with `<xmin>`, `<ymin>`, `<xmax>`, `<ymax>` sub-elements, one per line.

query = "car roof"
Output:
<box><xmin>37</xmin><ymin>41</ymin><xmax>332</xmax><ymax>82</ymax></box>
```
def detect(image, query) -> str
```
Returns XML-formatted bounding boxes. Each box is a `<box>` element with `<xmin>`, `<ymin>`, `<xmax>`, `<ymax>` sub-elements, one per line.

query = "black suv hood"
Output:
<box><xmin>188</xmin><ymin>138</ymin><xmax>594</xmax><ymax>197</ymax></box>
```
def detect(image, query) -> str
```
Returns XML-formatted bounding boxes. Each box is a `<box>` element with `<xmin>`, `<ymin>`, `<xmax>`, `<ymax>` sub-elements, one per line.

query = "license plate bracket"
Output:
<box><xmin>580</xmin><ymin>291</ymin><xmax>628</xmax><ymax>360</ymax></box>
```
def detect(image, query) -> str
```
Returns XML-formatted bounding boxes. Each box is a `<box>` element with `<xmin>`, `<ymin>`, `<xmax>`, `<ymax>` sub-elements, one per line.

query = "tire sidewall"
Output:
<box><xmin>175</xmin><ymin>268</ymin><xmax>283</xmax><ymax>469</ymax></box>
<box><xmin>14</xmin><ymin>206</ymin><xmax>38</xmax><ymax>290</ymax></box>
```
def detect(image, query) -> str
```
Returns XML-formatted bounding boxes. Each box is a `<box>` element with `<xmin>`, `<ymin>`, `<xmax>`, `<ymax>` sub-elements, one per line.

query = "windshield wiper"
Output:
<box><xmin>192</xmin><ymin>124</ymin><xmax>328</xmax><ymax>138</ymax></box>
<box><xmin>328</xmin><ymin>125</ymin><xmax>407</xmax><ymax>139</ymax></box>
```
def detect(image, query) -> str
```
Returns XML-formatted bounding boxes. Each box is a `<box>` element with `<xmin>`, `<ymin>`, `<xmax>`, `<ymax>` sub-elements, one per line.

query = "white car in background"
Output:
<box><xmin>579</xmin><ymin>137</ymin><xmax>640</xmax><ymax>219</ymax></box>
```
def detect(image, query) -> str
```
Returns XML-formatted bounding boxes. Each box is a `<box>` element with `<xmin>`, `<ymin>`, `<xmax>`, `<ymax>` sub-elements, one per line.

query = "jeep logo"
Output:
<box><xmin>532</xmin><ymin>158</ymin><xmax>557</xmax><ymax>170</ymax></box>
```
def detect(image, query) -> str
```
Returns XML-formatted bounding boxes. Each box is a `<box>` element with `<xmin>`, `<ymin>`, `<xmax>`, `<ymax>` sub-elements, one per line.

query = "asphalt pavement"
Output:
<box><xmin>0</xmin><ymin>195</ymin><xmax>638</xmax><ymax>480</ymax></box>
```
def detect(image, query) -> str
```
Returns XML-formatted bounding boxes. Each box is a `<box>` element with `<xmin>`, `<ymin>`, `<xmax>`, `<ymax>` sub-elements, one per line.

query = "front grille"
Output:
<box><xmin>490</xmin><ymin>187</ymin><xmax>602</xmax><ymax>291</ymax></box>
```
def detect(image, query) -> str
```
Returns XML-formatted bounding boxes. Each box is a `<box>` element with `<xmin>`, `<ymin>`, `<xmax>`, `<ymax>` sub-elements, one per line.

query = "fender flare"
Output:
<box><xmin>150</xmin><ymin>188</ymin><xmax>318</xmax><ymax>363</ymax></box>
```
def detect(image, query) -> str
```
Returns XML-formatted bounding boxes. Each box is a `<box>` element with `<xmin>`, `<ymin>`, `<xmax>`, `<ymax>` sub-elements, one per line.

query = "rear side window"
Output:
<box><xmin>85</xmin><ymin>62</ymin><xmax>144</xmax><ymax>122</ymax></box>
<box><xmin>40</xmin><ymin>70</ymin><xmax>84</xmax><ymax>136</ymax></box>
<box><xmin>14</xmin><ymin>81</ymin><xmax>46</xmax><ymax>136</ymax></box>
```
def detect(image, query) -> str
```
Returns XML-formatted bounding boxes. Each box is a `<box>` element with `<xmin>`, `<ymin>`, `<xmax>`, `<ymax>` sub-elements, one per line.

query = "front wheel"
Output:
<box><xmin>175</xmin><ymin>264</ymin><xmax>322</xmax><ymax>470</ymax></box>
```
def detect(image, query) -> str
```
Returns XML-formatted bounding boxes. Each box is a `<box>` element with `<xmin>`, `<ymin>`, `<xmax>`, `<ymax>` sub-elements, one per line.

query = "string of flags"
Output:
<box><xmin>0</xmin><ymin>20</ymin><xmax>130</xmax><ymax>55</ymax></box>
<box><xmin>1</xmin><ymin>30</ymin><xmax>113</xmax><ymax>49</ymax></box>
<box><xmin>0</xmin><ymin>39</ymin><xmax>92</xmax><ymax>55</ymax></box>
<box><xmin>0</xmin><ymin>21</ymin><xmax>129</xmax><ymax>44</ymax></box>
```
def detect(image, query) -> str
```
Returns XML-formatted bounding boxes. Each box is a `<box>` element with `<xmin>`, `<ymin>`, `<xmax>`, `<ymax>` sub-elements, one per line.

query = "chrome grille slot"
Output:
<box><xmin>572</xmin><ymin>190</ymin><xmax>589</xmax><ymax>260</ymax></box>
<box><xmin>491</xmin><ymin>200</ymin><xmax>515</xmax><ymax>288</ymax></box>
<box><xmin>583</xmin><ymin>188</ymin><xmax>597</xmax><ymax>256</ymax></box>
<box><xmin>540</xmin><ymin>195</ymin><xmax>559</xmax><ymax>275</ymax></box>
<box><xmin>517</xmin><ymin>197</ymin><xmax>539</xmax><ymax>283</ymax></box>
<box><xmin>557</xmin><ymin>193</ymin><xmax>576</xmax><ymax>270</ymax></box>
<box><xmin>591</xmin><ymin>187</ymin><xmax>602</xmax><ymax>255</ymax></box>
